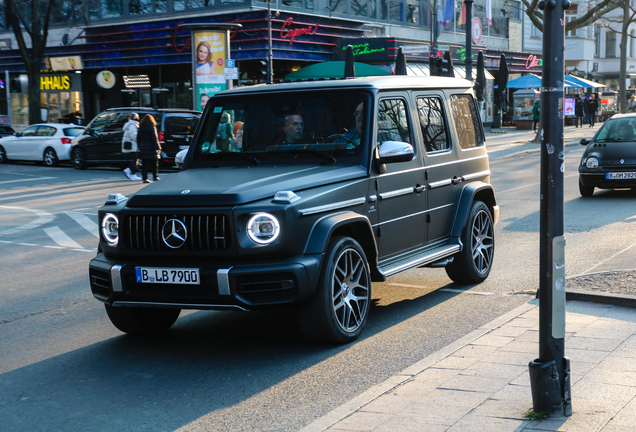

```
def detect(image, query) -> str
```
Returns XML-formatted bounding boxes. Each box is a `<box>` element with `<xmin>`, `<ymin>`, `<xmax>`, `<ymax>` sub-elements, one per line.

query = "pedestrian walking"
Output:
<box><xmin>627</xmin><ymin>95</ymin><xmax>636</xmax><ymax>113</ymax></box>
<box><xmin>587</xmin><ymin>94</ymin><xmax>599</xmax><ymax>128</ymax></box>
<box><xmin>532</xmin><ymin>100</ymin><xmax>540</xmax><ymax>131</ymax></box>
<box><xmin>575</xmin><ymin>96</ymin><xmax>585</xmax><ymax>128</ymax></box>
<box><xmin>121</xmin><ymin>113</ymin><xmax>142</xmax><ymax>181</ymax></box>
<box><xmin>137</xmin><ymin>114</ymin><xmax>161</xmax><ymax>183</ymax></box>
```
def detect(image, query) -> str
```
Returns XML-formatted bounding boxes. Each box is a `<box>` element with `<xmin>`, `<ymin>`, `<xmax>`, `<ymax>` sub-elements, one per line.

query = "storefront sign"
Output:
<box><xmin>472</xmin><ymin>17</ymin><xmax>482</xmax><ymax>45</ymax></box>
<box><xmin>526</xmin><ymin>55</ymin><xmax>542</xmax><ymax>69</ymax></box>
<box><xmin>40</xmin><ymin>74</ymin><xmax>82</xmax><ymax>92</ymax></box>
<box><xmin>400</xmin><ymin>45</ymin><xmax>429</xmax><ymax>56</ymax></box>
<box><xmin>96</xmin><ymin>71</ymin><xmax>116</xmax><ymax>89</ymax></box>
<box><xmin>280</xmin><ymin>17</ymin><xmax>319</xmax><ymax>45</ymax></box>
<box><xmin>48</xmin><ymin>56</ymin><xmax>83</xmax><ymax>71</ymax></box>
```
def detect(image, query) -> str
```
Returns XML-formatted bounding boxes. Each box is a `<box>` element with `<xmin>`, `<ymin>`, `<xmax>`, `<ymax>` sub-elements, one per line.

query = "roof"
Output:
<box><xmin>27</xmin><ymin>123</ymin><xmax>85</xmax><ymax>128</ymax></box>
<box><xmin>220</xmin><ymin>75</ymin><xmax>474</xmax><ymax>97</ymax></box>
<box><xmin>105</xmin><ymin>107</ymin><xmax>201</xmax><ymax>114</ymax></box>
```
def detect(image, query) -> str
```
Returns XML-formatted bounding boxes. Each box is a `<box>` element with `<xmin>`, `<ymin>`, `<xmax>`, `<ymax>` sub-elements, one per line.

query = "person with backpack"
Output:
<box><xmin>137</xmin><ymin>114</ymin><xmax>162</xmax><ymax>183</ymax></box>
<box><xmin>121</xmin><ymin>112</ymin><xmax>141</xmax><ymax>180</ymax></box>
<box><xmin>215</xmin><ymin>112</ymin><xmax>234</xmax><ymax>152</ymax></box>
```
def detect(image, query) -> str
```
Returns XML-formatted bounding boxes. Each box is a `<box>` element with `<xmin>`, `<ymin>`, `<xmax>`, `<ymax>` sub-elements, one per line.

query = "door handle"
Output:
<box><xmin>451</xmin><ymin>176</ymin><xmax>463</xmax><ymax>185</ymax></box>
<box><xmin>414</xmin><ymin>185</ymin><xmax>426</xmax><ymax>193</ymax></box>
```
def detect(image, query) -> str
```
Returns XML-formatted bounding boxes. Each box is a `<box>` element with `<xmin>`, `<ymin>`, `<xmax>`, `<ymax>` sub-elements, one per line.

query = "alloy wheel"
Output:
<box><xmin>331</xmin><ymin>247</ymin><xmax>370</xmax><ymax>333</ymax></box>
<box><xmin>471</xmin><ymin>209</ymin><xmax>494</xmax><ymax>275</ymax></box>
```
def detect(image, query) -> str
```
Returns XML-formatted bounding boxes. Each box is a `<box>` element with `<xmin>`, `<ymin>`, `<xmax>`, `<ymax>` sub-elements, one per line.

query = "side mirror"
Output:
<box><xmin>580</xmin><ymin>138</ymin><xmax>590</xmax><ymax>146</ymax></box>
<box><xmin>376</xmin><ymin>141</ymin><xmax>414</xmax><ymax>163</ymax></box>
<box><xmin>15</xmin><ymin>132</ymin><xmax>21</xmax><ymax>137</ymax></box>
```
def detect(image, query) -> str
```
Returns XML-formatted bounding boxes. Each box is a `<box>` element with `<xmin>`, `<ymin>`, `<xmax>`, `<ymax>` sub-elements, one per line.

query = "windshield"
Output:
<box><xmin>595</xmin><ymin>117</ymin><xmax>636</xmax><ymax>142</ymax></box>
<box><xmin>190</xmin><ymin>90</ymin><xmax>370</xmax><ymax>166</ymax></box>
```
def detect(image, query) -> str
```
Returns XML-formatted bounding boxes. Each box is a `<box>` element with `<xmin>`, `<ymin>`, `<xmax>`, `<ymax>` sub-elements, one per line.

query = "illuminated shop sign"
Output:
<box><xmin>280</xmin><ymin>18</ymin><xmax>319</xmax><ymax>45</ymax></box>
<box><xmin>39</xmin><ymin>74</ymin><xmax>82</xmax><ymax>92</ymax></box>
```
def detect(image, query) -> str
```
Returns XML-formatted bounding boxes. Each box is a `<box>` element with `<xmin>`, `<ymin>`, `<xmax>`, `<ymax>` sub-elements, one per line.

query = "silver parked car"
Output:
<box><xmin>0</xmin><ymin>123</ymin><xmax>85</xmax><ymax>166</ymax></box>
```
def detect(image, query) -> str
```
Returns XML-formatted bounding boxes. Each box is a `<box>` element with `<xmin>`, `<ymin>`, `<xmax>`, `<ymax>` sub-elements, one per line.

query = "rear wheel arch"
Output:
<box><xmin>450</xmin><ymin>182</ymin><xmax>497</xmax><ymax>239</ymax></box>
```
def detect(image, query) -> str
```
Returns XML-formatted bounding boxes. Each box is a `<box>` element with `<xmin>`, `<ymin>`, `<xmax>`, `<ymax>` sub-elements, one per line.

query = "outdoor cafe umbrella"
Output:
<box><xmin>476</xmin><ymin>51</ymin><xmax>486</xmax><ymax>102</ymax></box>
<box><xmin>395</xmin><ymin>47</ymin><xmax>407</xmax><ymax>76</ymax></box>
<box><xmin>495</xmin><ymin>54</ymin><xmax>509</xmax><ymax>111</ymax></box>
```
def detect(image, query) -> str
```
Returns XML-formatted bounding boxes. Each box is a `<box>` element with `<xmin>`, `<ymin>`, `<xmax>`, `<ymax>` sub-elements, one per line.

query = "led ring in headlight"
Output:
<box><xmin>247</xmin><ymin>213</ymin><xmax>280</xmax><ymax>244</ymax></box>
<box><xmin>102</xmin><ymin>213</ymin><xmax>119</xmax><ymax>245</ymax></box>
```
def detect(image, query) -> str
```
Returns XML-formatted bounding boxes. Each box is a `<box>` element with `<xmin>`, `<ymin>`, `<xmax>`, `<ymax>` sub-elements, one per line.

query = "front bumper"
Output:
<box><xmin>579</xmin><ymin>172</ymin><xmax>636</xmax><ymax>189</ymax></box>
<box><xmin>89</xmin><ymin>253</ymin><xmax>322</xmax><ymax>310</ymax></box>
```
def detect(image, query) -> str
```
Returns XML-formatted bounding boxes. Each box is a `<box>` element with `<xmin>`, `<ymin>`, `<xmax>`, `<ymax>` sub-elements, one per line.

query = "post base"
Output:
<box><xmin>528</xmin><ymin>357</ymin><xmax>571</xmax><ymax>416</ymax></box>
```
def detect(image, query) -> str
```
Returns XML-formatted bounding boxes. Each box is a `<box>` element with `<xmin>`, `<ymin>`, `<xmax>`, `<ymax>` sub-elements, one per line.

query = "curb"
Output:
<box><xmin>566</xmin><ymin>289</ymin><xmax>636</xmax><ymax>308</ymax></box>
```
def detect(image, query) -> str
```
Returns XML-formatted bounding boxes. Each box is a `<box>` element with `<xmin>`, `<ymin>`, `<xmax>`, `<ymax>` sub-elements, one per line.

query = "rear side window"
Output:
<box><xmin>89</xmin><ymin>112</ymin><xmax>129</xmax><ymax>132</ymax></box>
<box><xmin>377</xmin><ymin>99</ymin><xmax>411</xmax><ymax>145</ymax></box>
<box><xmin>450</xmin><ymin>95</ymin><xmax>483</xmax><ymax>149</ymax></box>
<box><xmin>36</xmin><ymin>126</ymin><xmax>57</xmax><ymax>137</ymax></box>
<box><xmin>416</xmin><ymin>97</ymin><xmax>449</xmax><ymax>153</ymax></box>
<box><xmin>165</xmin><ymin>115</ymin><xmax>200</xmax><ymax>135</ymax></box>
<box><xmin>63</xmin><ymin>127</ymin><xmax>85</xmax><ymax>137</ymax></box>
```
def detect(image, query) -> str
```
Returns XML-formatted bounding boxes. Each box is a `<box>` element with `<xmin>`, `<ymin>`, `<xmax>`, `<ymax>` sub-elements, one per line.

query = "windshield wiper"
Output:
<box><xmin>271</xmin><ymin>149</ymin><xmax>337</xmax><ymax>164</ymax></box>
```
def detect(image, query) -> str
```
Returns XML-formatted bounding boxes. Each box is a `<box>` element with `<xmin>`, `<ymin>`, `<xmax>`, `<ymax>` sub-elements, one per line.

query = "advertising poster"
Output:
<box><xmin>564</xmin><ymin>98</ymin><xmax>575</xmax><ymax>116</ymax></box>
<box><xmin>193</xmin><ymin>31</ymin><xmax>227</xmax><ymax>111</ymax></box>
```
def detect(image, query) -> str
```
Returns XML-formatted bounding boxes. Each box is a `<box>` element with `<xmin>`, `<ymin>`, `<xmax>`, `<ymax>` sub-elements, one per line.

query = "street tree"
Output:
<box><xmin>4</xmin><ymin>0</ymin><xmax>83</xmax><ymax>125</ymax></box>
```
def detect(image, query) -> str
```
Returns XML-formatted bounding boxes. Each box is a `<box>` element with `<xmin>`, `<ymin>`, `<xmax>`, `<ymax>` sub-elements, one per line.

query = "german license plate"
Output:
<box><xmin>607</xmin><ymin>172</ymin><xmax>636</xmax><ymax>179</ymax></box>
<box><xmin>135</xmin><ymin>267</ymin><xmax>200</xmax><ymax>285</ymax></box>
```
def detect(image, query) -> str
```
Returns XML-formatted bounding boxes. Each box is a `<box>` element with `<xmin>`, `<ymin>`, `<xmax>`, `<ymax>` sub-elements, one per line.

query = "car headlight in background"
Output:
<box><xmin>585</xmin><ymin>157</ymin><xmax>599</xmax><ymax>169</ymax></box>
<box><xmin>247</xmin><ymin>213</ymin><xmax>280</xmax><ymax>244</ymax></box>
<box><xmin>101</xmin><ymin>213</ymin><xmax>119</xmax><ymax>245</ymax></box>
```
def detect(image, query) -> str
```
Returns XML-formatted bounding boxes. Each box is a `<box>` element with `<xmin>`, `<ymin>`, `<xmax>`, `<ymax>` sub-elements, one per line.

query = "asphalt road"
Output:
<box><xmin>1</xmin><ymin>135</ymin><xmax>635</xmax><ymax>431</ymax></box>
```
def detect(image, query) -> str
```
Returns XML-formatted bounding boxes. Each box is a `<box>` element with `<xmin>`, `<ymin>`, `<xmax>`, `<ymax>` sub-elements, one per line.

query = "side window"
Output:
<box><xmin>89</xmin><ymin>112</ymin><xmax>129</xmax><ymax>133</ymax></box>
<box><xmin>450</xmin><ymin>95</ymin><xmax>484</xmax><ymax>149</ymax></box>
<box><xmin>416</xmin><ymin>97</ymin><xmax>449</xmax><ymax>153</ymax></box>
<box><xmin>377</xmin><ymin>99</ymin><xmax>411</xmax><ymax>145</ymax></box>
<box><xmin>36</xmin><ymin>126</ymin><xmax>57</xmax><ymax>137</ymax></box>
<box><xmin>21</xmin><ymin>126</ymin><xmax>39</xmax><ymax>137</ymax></box>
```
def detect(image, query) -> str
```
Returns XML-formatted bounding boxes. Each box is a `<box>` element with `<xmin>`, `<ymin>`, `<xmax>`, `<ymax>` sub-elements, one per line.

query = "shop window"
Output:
<box><xmin>101</xmin><ymin>0</ymin><xmax>124</xmax><ymax>18</ymax></box>
<box><xmin>416</xmin><ymin>97</ymin><xmax>449</xmax><ymax>153</ymax></box>
<box><xmin>450</xmin><ymin>94</ymin><xmax>483</xmax><ymax>149</ymax></box>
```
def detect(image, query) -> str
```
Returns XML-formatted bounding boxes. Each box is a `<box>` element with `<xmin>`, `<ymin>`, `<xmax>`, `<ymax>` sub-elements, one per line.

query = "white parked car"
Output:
<box><xmin>0</xmin><ymin>123</ymin><xmax>85</xmax><ymax>166</ymax></box>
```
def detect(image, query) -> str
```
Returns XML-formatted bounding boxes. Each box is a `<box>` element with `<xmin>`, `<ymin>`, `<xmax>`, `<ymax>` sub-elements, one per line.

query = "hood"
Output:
<box><xmin>126</xmin><ymin>164</ymin><xmax>367</xmax><ymax>207</ymax></box>
<box><xmin>586</xmin><ymin>142</ymin><xmax>636</xmax><ymax>166</ymax></box>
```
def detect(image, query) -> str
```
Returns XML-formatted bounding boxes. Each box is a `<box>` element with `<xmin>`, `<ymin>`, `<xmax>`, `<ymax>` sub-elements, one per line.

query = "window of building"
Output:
<box><xmin>101</xmin><ymin>0</ymin><xmax>123</xmax><ymax>18</ymax></box>
<box><xmin>450</xmin><ymin>94</ymin><xmax>483</xmax><ymax>149</ymax></box>
<box><xmin>631</xmin><ymin>30</ymin><xmax>635</xmax><ymax>58</ymax></box>
<box><xmin>406</xmin><ymin>0</ymin><xmax>419</xmax><ymax>24</ymax></box>
<box><xmin>330</xmin><ymin>0</ymin><xmax>347</xmax><ymax>14</ymax></box>
<box><xmin>352</xmin><ymin>0</ymin><xmax>369</xmax><ymax>17</ymax></box>
<box><xmin>594</xmin><ymin>25</ymin><xmax>600</xmax><ymax>57</ymax></box>
<box><xmin>606</xmin><ymin>30</ymin><xmax>616</xmax><ymax>58</ymax></box>
<box><xmin>530</xmin><ymin>23</ymin><xmax>540</xmax><ymax>38</ymax></box>
<box><xmin>188</xmin><ymin>0</ymin><xmax>213</xmax><ymax>9</ymax></box>
<box><xmin>389</xmin><ymin>0</ymin><xmax>403</xmax><ymax>21</ymax></box>
<box><xmin>129</xmin><ymin>0</ymin><xmax>153</xmax><ymax>14</ymax></box>
<box><xmin>565</xmin><ymin>4</ymin><xmax>577</xmax><ymax>37</ymax></box>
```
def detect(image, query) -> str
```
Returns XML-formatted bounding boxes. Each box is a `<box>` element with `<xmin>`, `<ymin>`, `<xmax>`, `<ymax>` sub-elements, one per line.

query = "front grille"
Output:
<box><xmin>90</xmin><ymin>268</ymin><xmax>111</xmax><ymax>298</ymax></box>
<box><xmin>235</xmin><ymin>273</ymin><xmax>298</xmax><ymax>304</ymax></box>
<box><xmin>124</xmin><ymin>214</ymin><xmax>231</xmax><ymax>251</ymax></box>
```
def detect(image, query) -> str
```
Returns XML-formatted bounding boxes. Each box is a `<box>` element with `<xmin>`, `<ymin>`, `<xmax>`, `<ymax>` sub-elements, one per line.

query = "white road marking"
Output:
<box><xmin>0</xmin><ymin>177</ymin><xmax>56</xmax><ymax>185</ymax></box>
<box><xmin>16</xmin><ymin>243</ymin><xmax>38</xmax><ymax>246</ymax></box>
<box><xmin>439</xmin><ymin>288</ymin><xmax>494</xmax><ymax>296</ymax></box>
<box><xmin>44</xmin><ymin>226</ymin><xmax>83</xmax><ymax>249</ymax></box>
<box><xmin>65</xmin><ymin>212</ymin><xmax>99</xmax><ymax>238</ymax></box>
<box><xmin>0</xmin><ymin>205</ymin><xmax>55</xmax><ymax>235</ymax></box>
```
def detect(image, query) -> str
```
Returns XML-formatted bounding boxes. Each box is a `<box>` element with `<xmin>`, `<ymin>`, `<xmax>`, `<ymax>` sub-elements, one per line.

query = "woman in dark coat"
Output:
<box><xmin>137</xmin><ymin>114</ymin><xmax>161</xmax><ymax>183</ymax></box>
<box><xmin>574</xmin><ymin>96</ymin><xmax>585</xmax><ymax>128</ymax></box>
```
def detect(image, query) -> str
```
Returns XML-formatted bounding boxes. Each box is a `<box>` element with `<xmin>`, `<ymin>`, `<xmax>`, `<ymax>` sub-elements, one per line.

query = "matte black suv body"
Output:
<box><xmin>89</xmin><ymin>76</ymin><xmax>499</xmax><ymax>343</ymax></box>
<box><xmin>70</xmin><ymin>107</ymin><xmax>201</xmax><ymax>169</ymax></box>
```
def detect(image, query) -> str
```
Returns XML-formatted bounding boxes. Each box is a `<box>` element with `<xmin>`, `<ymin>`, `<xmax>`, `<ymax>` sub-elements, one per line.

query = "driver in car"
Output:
<box><xmin>282</xmin><ymin>114</ymin><xmax>305</xmax><ymax>144</ymax></box>
<box><xmin>616</xmin><ymin>123</ymin><xmax>633</xmax><ymax>141</ymax></box>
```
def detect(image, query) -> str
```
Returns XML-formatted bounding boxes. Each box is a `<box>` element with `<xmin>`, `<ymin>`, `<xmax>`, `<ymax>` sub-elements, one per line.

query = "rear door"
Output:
<box><xmin>82</xmin><ymin>112</ymin><xmax>129</xmax><ymax>162</ymax></box>
<box><xmin>162</xmin><ymin>113</ymin><xmax>201</xmax><ymax>158</ymax></box>
<box><xmin>5</xmin><ymin>125</ymin><xmax>39</xmax><ymax>159</ymax></box>
<box><xmin>413</xmin><ymin>92</ymin><xmax>463</xmax><ymax>243</ymax></box>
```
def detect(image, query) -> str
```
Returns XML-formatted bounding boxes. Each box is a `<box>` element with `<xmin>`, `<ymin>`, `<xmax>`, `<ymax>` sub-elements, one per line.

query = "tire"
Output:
<box><xmin>0</xmin><ymin>145</ymin><xmax>6</xmax><ymax>163</ymax></box>
<box><xmin>71</xmin><ymin>147</ymin><xmax>87</xmax><ymax>170</ymax></box>
<box><xmin>105</xmin><ymin>305</ymin><xmax>180</xmax><ymax>334</ymax></box>
<box><xmin>43</xmin><ymin>147</ymin><xmax>59</xmax><ymax>167</ymax></box>
<box><xmin>297</xmin><ymin>236</ymin><xmax>371</xmax><ymax>344</ymax></box>
<box><xmin>445</xmin><ymin>201</ymin><xmax>495</xmax><ymax>284</ymax></box>
<box><xmin>579</xmin><ymin>179</ymin><xmax>594</xmax><ymax>197</ymax></box>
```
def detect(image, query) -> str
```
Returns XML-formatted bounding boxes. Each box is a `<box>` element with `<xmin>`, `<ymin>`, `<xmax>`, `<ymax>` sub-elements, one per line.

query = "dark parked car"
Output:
<box><xmin>579</xmin><ymin>113</ymin><xmax>636</xmax><ymax>196</ymax></box>
<box><xmin>89</xmin><ymin>76</ymin><xmax>498</xmax><ymax>343</ymax></box>
<box><xmin>0</xmin><ymin>125</ymin><xmax>15</xmax><ymax>138</ymax></box>
<box><xmin>70</xmin><ymin>107</ymin><xmax>201</xmax><ymax>169</ymax></box>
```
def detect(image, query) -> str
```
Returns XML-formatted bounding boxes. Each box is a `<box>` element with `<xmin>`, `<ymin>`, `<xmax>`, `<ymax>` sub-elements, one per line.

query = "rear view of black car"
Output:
<box><xmin>70</xmin><ymin>107</ymin><xmax>201</xmax><ymax>169</ymax></box>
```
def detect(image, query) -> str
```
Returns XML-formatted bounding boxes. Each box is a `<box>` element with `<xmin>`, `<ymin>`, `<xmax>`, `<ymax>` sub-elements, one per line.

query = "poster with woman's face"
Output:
<box><xmin>193</xmin><ymin>31</ymin><xmax>226</xmax><ymax>110</ymax></box>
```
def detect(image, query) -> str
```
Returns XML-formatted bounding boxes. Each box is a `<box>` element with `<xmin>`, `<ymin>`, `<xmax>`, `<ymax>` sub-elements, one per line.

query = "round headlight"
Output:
<box><xmin>102</xmin><ymin>213</ymin><xmax>119</xmax><ymax>245</ymax></box>
<box><xmin>586</xmin><ymin>157</ymin><xmax>599</xmax><ymax>169</ymax></box>
<box><xmin>247</xmin><ymin>213</ymin><xmax>280</xmax><ymax>244</ymax></box>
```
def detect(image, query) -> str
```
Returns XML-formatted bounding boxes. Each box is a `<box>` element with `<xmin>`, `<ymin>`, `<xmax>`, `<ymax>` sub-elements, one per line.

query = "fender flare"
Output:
<box><xmin>303</xmin><ymin>211</ymin><xmax>379</xmax><ymax>272</ymax></box>
<box><xmin>450</xmin><ymin>182</ymin><xmax>498</xmax><ymax>239</ymax></box>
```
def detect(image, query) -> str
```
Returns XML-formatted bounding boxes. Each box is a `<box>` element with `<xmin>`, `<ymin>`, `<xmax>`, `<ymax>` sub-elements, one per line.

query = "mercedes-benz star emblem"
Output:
<box><xmin>620</xmin><ymin>159</ymin><xmax>625</xmax><ymax>164</ymax></box>
<box><xmin>182</xmin><ymin>189</ymin><xmax>191</xmax><ymax>194</ymax></box>
<box><xmin>162</xmin><ymin>219</ymin><xmax>188</xmax><ymax>249</ymax></box>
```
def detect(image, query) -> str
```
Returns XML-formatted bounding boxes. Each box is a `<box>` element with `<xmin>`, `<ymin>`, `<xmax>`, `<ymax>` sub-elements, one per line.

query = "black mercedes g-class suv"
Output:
<box><xmin>89</xmin><ymin>76</ymin><xmax>498</xmax><ymax>344</ymax></box>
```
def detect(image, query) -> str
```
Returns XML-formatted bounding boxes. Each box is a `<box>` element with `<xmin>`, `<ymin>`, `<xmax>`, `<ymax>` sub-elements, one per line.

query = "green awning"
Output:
<box><xmin>285</xmin><ymin>61</ymin><xmax>391</xmax><ymax>81</ymax></box>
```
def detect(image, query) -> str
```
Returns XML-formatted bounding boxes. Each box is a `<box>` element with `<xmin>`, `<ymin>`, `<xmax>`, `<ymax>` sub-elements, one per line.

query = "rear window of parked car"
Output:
<box><xmin>64</xmin><ymin>127</ymin><xmax>85</xmax><ymax>136</ymax></box>
<box><xmin>165</xmin><ymin>115</ymin><xmax>200</xmax><ymax>135</ymax></box>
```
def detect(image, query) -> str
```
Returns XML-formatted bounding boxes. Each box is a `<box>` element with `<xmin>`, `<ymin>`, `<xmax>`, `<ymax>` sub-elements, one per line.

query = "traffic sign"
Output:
<box><xmin>226</xmin><ymin>59</ymin><xmax>235</xmax><ymax>68</ymax></box>
<box><xmin>224</xmin><ymin>67</ymin><xmax>239</xmax><ymax>80</ymax></box>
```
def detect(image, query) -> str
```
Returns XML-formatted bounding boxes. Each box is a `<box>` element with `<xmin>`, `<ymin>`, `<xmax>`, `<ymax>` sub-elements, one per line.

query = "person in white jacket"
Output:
<box><xmin>122</xmin><ymin>113</ymin><xmax>142</xmax><ymax>180</ymax></box>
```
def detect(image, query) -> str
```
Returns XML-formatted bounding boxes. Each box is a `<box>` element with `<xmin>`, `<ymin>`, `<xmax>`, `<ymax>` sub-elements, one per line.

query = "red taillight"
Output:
<box><xmin>61</xmin><ymin>137</ymin><xmax>72</xmax><ymax>144</ymax></box>
<box><xmin>158</xmin><ymin>131</ymin><xmax>165</xmax><ymax>145</ymax></box>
